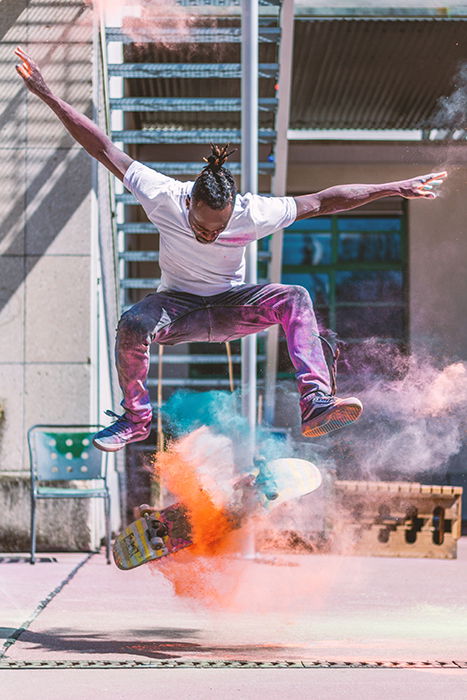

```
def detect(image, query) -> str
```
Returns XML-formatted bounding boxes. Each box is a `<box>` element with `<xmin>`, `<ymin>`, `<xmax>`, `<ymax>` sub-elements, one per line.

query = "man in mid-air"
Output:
<box><xmin>15</xmin><ymin>47</ymin><xmax>447</xmax><ymax>452</ymax></box>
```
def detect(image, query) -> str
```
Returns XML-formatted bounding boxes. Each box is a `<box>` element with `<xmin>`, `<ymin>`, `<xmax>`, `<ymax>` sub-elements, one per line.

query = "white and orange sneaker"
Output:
<box><xmin>301</xmin><ymin>392</ymin><xmax>363</xmax><ymax>438</ymax></box>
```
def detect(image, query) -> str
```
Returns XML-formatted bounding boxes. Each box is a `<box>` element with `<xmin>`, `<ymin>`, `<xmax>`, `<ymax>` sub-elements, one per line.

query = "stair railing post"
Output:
<box><xmin>241</xmin><ymin>0</ymin><xmax>259</xmax><ymax>558</ymax></box>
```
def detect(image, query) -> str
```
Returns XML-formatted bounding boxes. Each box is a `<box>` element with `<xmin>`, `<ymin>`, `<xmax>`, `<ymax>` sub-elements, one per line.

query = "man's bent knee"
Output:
<box><xmin>116</xmin><ymin>311</ymin><xmax>155</xmax><ymax>344</ymax></box>
<box><xmin>285</xmin><ymin>284</ymin><xmax>312</xmax><ymax>305</ymax></box>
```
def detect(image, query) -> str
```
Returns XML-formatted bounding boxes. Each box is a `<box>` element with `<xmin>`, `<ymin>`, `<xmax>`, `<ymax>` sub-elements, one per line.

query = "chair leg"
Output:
<box><xmin>105</xmin><ymin>495</ymin><xmax>111</xmax><ymax>565</ymax></box>
<box><xmin>30</xmin><ymin>494</ymin><xmax>36</xmax><ymax>565</ymax></box>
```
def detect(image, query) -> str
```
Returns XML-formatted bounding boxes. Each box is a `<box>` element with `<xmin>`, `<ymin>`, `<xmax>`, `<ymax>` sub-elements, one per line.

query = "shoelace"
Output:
<box><xmin>103</xmin><ymin>409</ymin><xmax>134</xmax><ymax>435</ymax></box>
<box><xmin>301</xmin><ymin>392</ymin><xmax>336</xmax><ymax>422</ymax></box>
<box><xmin>312</xmin><ymin>394</ymin><xmax>334</xmax><ymax>404</ymax></box>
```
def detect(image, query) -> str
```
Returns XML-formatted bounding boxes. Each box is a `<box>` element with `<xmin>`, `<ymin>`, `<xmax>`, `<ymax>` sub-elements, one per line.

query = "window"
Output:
<box><xmin>276</xmin><ymin>207</ymin><xmax>407</xmax><ymax>377</ymax></box>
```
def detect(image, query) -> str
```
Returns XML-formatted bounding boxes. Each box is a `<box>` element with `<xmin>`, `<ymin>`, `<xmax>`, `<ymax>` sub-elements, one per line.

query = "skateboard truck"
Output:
<box><xmin>253</xmin><ymin>456</ymin><xmax>279</xmax><ymax>501</ymax></box>
<box><xmin>231</xmin><ymin>457</ymin><xmax>279</xmax><ymax>522</ymax></box>
<box><xmin>138</xmin><ymin>504</ymin><xmax>170</xmax><ymax>550</ymax></box>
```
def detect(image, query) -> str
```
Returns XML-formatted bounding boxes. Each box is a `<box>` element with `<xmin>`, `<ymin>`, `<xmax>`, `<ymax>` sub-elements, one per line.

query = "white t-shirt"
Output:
<box><xmin>123</xmin><ymin>160</ymin><xmax>297</xmax><ymax>296</ymax></box>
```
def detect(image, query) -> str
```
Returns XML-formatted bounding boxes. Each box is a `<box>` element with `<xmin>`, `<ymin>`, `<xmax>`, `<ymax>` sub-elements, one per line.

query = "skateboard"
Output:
<box><xmin>112</xmin><ymin>457</ymin><xmax>322</xmax><ymax>571</ymax></box>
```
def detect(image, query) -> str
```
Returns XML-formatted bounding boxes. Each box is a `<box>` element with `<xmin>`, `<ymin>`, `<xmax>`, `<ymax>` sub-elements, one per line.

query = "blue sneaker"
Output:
<box><xmin>301</xmin><ymin>393</ymin><xmax>363</xmax><ymax>438</ymax></box>
<box><xmin>92</xmin><ymin>410</ymin><xmax>151</xmax><ymax>452</ymax></box>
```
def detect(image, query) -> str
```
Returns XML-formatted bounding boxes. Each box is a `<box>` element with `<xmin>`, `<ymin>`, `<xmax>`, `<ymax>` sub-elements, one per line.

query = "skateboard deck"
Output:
<box><xmin>112</xmin><ymin>457</ymin><xmax>322</xmax><ymax>570</ymax></box>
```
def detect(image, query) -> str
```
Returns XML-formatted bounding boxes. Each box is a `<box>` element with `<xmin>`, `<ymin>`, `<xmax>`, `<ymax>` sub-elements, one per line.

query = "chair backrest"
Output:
<box><xmin>28</xmin><ymin>425</ymin><xmax>106</xmax><ymax>483</ymax></box>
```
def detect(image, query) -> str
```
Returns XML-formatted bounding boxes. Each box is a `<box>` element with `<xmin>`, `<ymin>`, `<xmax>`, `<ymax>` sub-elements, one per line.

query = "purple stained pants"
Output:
<box><xmin>115</xmin><ymin>283</ymin><xmax>332</xmax><ymax>422</ymax></box>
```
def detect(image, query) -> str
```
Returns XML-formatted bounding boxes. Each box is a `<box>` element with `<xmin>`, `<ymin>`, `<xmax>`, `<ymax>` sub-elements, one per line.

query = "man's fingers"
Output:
<box><xmin>419</xmin><ymin>181</ymin><xmax>442</xmax><ymax>191</ymax></box>
<box><xmin>15</xmin><ymin>47</ymin><xmax>34</xmax><ymax>75</ymax></box>
<box><xmin>16</xmin><ymin>62</ymin><xmax>31</xmax><ymax>79</ymax></box>
<box><xmin>15</xmin><ymin>46</ymin><xmax>30</xmax><ymax>60</ymax></box>
<box><xmin>14</xmin><ymin>46</ymin><xmax>34</xmax><ymax>81</ymax></box>
<box><xmin>424</xmin><ymin>171</ymin><xmax>447</xmax><ymax>183</ymax></box>
<box><xmin>17</xmin><ymin>66</ymin><xmax>30</xmax><ymax>81</ymax></box>
<box><xmin>406</xmin><ymin>170</ymin><xmax>446</xmax><ymax>199</ymax></box>
<box><xmin>416</xmin><ymin>188</ymin><xmax>437</xmax><ymax>199</ymax></box>
<box><xmin>16</xmin><ymin>65</ymin><xmax>29</xmax><ymax>80</ymax></box>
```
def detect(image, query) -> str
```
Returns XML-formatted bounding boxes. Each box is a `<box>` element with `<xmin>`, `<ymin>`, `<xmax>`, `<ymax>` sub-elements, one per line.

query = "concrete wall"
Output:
<box><xmin>409</xmin><ymin>167</ymin><xmax>467</xmax><ymax>360</ymax></box>
<box><xmin>0</xmin><ymin>0</ymin><xmax>93</xmax><ymax>467</ymax></box>
<box><xmin>0</xmin><ymin>1</ymin><xmax>119</xmax><ymax>550</ymax></box>
<box><xmin>287</xmin><ymin>141</ymin><xmax>467</xmax><ymax>361</ymax></box>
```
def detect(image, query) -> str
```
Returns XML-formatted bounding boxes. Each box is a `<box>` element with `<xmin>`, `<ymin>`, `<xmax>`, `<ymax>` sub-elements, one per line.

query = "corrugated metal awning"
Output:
<box><xmin>291</xmin><ymin>19</ymin><xmax>467</xmax><ymax>130</ymax></box>
<box><xmin>122</xmin><ymin>17</ymin><xmax>467</xmax><ymax>132</ymax></box>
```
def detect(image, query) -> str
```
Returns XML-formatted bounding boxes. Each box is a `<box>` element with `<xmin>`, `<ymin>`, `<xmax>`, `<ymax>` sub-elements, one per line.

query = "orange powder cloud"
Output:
<box><xmin>147</xmin><ymin>430</ymin><xmax>345</xmax><ymax>612</ymax></box>
<box><xmin>149</xmin><ymin>436</ymin><xmax>254</xmax><ymax>607</ymax></box>
<box><xmin>153</xmin><ymin>443</ymin><xmax>242</xmax><ymax>558</ymax></box>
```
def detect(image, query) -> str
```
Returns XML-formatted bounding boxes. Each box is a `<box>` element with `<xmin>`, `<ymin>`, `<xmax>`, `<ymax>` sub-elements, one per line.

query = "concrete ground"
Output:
<box><xmin>1</xmin><ymin>541</ymin><xmax>467</xmax><ymax>698</ymax></box>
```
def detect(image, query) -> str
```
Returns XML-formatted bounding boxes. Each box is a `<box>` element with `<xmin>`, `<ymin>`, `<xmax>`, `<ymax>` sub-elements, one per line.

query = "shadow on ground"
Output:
<box><xmin>10</xmin><ymin>628</ymin><xmax>297</xmax><ymax>661</ymax></box>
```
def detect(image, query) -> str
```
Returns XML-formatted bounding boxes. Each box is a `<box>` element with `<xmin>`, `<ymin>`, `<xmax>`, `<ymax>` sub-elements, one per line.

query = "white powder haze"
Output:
<box><xmin>173</xmin><ymin>426</ymin><xmax>237</xmax><ymax>508</ymax></box>
<box><xmin>333</xmin><ymin>343</ymin><xmax>467</xmax><ymax>481</ymax></box>
<box><xmin>85</xmin><ymin>0</ymin><xmax>211</xmax><ymax>47</ymax></box>
<box><xmin>433</xmin><ymin>62</ymin><xmax>467</xmax><ymax>132</ymax></box>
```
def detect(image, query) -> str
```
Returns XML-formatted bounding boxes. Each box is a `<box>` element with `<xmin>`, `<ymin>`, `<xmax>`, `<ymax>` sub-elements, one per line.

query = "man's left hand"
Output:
<box><xmin>398</xmin><ymin>171</ymin><xmax>447</xmax><ymax>199</ymax></box>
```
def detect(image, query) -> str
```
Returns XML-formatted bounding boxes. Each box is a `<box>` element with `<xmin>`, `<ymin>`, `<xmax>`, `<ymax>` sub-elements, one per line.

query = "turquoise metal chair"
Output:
<box><xmin>28</xmin><ymin>425</ymin><xmax>111</xmax><ymax>565</ymax></box>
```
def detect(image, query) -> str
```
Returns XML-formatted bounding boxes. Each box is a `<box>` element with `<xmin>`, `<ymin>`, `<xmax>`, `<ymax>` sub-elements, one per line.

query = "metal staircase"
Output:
<box><xmin>103</xmin><ymin>0</ymin><xmax>287</xmax><ymax>436</ymax></box>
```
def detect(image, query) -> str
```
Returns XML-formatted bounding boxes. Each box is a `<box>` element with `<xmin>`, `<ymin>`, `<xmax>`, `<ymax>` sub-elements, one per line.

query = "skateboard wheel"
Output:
<box><xmin>147</xmin><ymin>518</ymin><xmax>169</xmax><ymax>539</ymax></box>
<box><xmin>150</xmin><ymin>536</ymin><xmax>165</xmax><ymax>550</ymax></box>
<box><xmin>138</xmin><ymin>503</ymin><xmax>152</xmax><ymax>517</ymax></box>
<box><xmin>154</xmin><ymin>522</ymin><xmax>169</xmax><ymax>538</ymax></box>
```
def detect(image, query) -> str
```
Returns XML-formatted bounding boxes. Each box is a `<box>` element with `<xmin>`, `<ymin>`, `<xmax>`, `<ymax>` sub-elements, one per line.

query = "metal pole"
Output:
<box><xmin>241</xmin><ymin>0</ymin><xmax>258</xmax><ymax>559</ymax></box>
<box><xmin>241</xmin><ymin>0</ymin><xmax>258</xmax><ymax>444</ymax></box>
<box><xmin>264</xmin><ymin>0</ymin><xmax>295</xmax><ymax>425</ymax></box>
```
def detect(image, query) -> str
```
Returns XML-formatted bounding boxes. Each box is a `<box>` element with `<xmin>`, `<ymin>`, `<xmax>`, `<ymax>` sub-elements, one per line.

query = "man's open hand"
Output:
<box><xmin>398</xmin><ymin>171</ymin><xmax>448</xmax><ymax>199</ymax></box>
<box><xmin>15</xmin><ymin>46</ymin><xmax>51</xmax><ymax>98</ymax></box>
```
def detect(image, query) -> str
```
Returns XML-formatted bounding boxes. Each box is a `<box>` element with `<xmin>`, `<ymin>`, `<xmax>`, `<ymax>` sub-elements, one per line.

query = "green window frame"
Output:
<box><xmin>274</xmin><ymin>207</ymin><xmax>408</xmax><ymax>378</ymax></box>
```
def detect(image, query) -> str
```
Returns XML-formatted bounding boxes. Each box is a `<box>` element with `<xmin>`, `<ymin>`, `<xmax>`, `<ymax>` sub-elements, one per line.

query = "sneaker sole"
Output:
<box><xmin>92</xmin><ymin>430</ymin><xmax>151</xmax><ymax>453</ymax></box>
<box><xmin>302</xmin><ymin>399</ymin><xmax>363</xmax><ymax>438</ymax></box>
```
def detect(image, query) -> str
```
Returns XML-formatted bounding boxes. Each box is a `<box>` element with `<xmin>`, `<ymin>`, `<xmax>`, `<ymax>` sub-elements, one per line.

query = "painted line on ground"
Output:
<box><xmin>0</xmin><ymin>659</ymin><xmax>466</xmax><ymax>670</ymax></box>
<box><xmin>0</xmin><ymin>553</ymin><xmax>94</xmax><ymax>659</ymax></box>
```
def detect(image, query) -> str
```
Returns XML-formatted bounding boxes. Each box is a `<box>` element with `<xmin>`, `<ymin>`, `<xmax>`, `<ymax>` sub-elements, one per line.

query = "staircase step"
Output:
<box><xmin>112</xmin><ymin>128</ymin><xmax>275</xmax><ymax>144</ymax></box>
<box><xmin>136</xmin><ymin>161</ymin><xmax>274</xmax><ymax>175</ymax></box>
<box><xmin>119</xmin><ymin>247</ymin><xmax>270</xmax><ymax>263</ymax></box>
<box><xmin>106</xmin><ymin>26</ymin><xmax>280</xmax><ymax>44</ymax></box>
<box><xmin>118</xmin><ymin>222</ymin><xmax>160</xmax><ymax>234</ymax></box>
<box><xmin>116</xmin><ymin>190</ymin><xmax>274</xmax><ymax>204</ymax></box>
<box><xmin>116</xmin><ymin>193</ymin><xmax>146</xmax><ymax>205</ymax></box>
<box><xmin>120</xmin><ymin>276</ymin><xmax>268</xmax><ymax>289</ymax></box>
<box><xmin>119</xmin><ymin>250</ymin><xmax>159</xmax><ymax>261</ymax></box>
<box><xmin>108</xmin><ymin>63</ymin><xmax>278</xmax><ymax>79</ymax></box>
<box><xmin>120</xmin><ymin>278</ymin><xmax>161</xmax><ymax>289</ymax></box>
<box><xmin>147</xmin><ymin>378</ymin><xmax>263</xmax><ymax>388</ymax></box>
<box><xmin>109</xmin><ymin>97</ymin><xmax>278</xmax><ymax>112</ymax></box>
<box><xmin>150</xmin><ymin>0</ymin><xmax>280</xmax><ymax>8</ymax></box>
<box><xmin>149</xmin><ymin>353</ymin><xmax>267</xmax><ymax>364</ymax></box>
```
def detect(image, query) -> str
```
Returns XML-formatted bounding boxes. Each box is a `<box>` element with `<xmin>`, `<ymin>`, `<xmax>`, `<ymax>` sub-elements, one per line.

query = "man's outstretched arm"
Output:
<box><xmin>15</xmin><ymin>46</ymin><xmax>132</xmax><ymax>181</ymax></box>
<box><xmin>293</xmin><ymin>172</ymin><xmax>447</xmax><ymax>221</ymax></box>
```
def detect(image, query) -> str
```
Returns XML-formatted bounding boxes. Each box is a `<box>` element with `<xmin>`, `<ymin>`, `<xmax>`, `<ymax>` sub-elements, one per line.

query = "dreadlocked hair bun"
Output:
<box><xmin>191</xmin><ymin>143</ymin><xmax>237</xmax><ymax>210</ymax></box>
<box><xmin>202</xmin><ymin>143</ymin><xmax>236</xmax><ymax>172</ymax></box>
